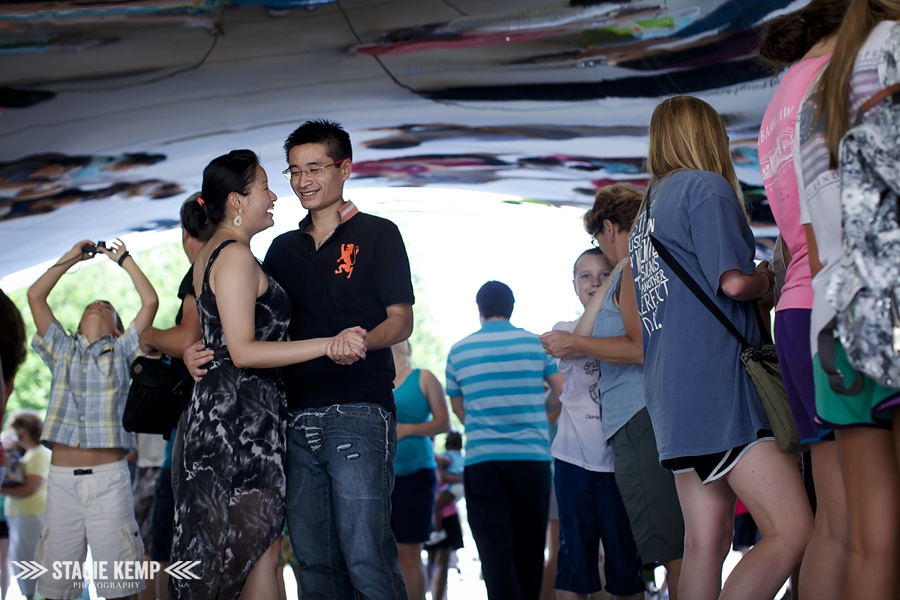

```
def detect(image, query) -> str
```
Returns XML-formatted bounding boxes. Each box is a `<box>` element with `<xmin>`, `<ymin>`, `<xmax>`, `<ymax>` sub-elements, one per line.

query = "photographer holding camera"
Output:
<box><xmin>26</xmin><ymin>238</ymin><xmax>158</xmax><ymax>600</ymax></box>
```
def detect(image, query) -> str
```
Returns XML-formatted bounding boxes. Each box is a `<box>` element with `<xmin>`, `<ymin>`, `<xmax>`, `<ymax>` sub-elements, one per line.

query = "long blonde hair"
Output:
<box><xmin>640</xmin><ymin>96</ymin><xmax>746</xmax><ymax>224</ymax></box>
<box><xmin>817</xmin><ymin>0</ymin><xmax>900</xmax><ymax>168</ymax></box>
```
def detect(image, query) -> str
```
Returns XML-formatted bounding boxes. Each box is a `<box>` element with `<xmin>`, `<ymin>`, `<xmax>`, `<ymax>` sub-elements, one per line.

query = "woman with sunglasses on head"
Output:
<box><xmin>629</xmin><ymin>96</ymin><xmax>813</xmax><ymax>600</ymax></box>
<box><xmin>170</xmin><ymin>150</ymin><xmax>365</xmax><ymax>600</ymax></box>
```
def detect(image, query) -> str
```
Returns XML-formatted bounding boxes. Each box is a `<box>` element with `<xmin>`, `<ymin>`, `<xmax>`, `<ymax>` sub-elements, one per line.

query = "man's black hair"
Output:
<box><xmin>476</xmin><ymin>281</ymin><xmax>514</xmax><ymax>320</ymax></box>
<box><xmin>283</xmin><ymin>119</ymin><xmax>352</xmax><ymax>163</ymax></box>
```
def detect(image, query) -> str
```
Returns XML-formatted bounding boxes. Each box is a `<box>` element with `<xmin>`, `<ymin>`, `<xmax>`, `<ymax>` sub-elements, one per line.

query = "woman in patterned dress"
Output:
<box><xmin>171</xmin><ymin>150</ymin><xmax>366</xmax><ymax>600</ymax></box>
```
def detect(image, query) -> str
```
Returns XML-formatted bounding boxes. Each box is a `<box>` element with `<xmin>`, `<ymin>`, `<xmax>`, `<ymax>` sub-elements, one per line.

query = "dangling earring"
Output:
<box><xmin>233</xmin><ymin>208</ymin><xmax>243</xmax><ymax>227</ymax></box>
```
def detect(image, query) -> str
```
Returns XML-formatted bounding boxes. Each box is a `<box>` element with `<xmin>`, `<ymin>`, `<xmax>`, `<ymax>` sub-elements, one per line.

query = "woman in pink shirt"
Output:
<box><xmin>757</xmin><ymin>1</ymin><xmax>849</xmax><ymax>598</ymax></box>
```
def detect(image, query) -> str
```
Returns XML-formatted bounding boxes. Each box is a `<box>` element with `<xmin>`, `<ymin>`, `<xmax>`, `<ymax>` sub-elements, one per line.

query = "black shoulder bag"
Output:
<box><xmin>124</xmin><ymin>356</ymin><xmax>193</xmax><ymax>440</ymax></box>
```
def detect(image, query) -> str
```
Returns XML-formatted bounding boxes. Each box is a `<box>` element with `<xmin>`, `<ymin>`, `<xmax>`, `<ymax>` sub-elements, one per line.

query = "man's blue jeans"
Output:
<box><xmin>285</xmin><ymin>403</ymin><xmax>407</xmax><ymax>600</ymax></box>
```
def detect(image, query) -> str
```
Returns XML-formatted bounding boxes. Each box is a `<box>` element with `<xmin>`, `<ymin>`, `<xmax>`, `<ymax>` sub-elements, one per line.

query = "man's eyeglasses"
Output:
<box><xmin>282</xmin><ymin>158</ymin><xmax>347</xmax><ymax>181</ymax></box>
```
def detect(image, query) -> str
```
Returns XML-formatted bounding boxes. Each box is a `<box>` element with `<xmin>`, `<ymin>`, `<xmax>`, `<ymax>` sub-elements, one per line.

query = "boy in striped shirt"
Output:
<box><xmin>446</xmin><ymin>280</ymin><xmax>562</xmax><ymax>600</ymax></box>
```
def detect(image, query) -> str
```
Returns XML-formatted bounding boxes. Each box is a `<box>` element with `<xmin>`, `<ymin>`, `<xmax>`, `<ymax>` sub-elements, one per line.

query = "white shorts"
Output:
<box><xmin>36</xmin><ymin>460</ymin><xmax>146</xmax><ymax>599</ymax></box>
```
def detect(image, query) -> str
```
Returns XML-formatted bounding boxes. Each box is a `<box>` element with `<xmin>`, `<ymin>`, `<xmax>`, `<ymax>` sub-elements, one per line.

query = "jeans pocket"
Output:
<box><xmin>287</xmin><ymin>411</ymin><xmax>304</xmax><ymax>429</ymax></box>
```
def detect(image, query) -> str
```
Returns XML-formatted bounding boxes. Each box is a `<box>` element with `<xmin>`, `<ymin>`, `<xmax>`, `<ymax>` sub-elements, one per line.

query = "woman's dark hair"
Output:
<box><xmin>758</xmin><ymin>0</ymin><xmax>850</xmax><ymax>66</ymax></box>
<box><xmin>0</xmin><ymin>289</ymin><xmax>26</xmax><ymax>386</ymax></box>
<box><xmin>182</xmin><ymin>150</ymin><xmax>259</xmax><ymax>241</ymax></box>
<box><xmin>180</xmin><ymin>192</ymin><xmax>204</xmax><ymax>241</ymax></box>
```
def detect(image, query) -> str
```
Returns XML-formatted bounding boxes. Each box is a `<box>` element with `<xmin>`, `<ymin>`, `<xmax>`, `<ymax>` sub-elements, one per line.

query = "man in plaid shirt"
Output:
<box><xmin>27</xmin><ymin>238</ymin><xmax>157</xmax><ymax>600</ymax></box>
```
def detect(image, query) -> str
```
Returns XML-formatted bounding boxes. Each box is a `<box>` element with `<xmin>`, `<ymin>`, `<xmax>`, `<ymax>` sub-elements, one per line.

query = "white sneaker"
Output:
<box><xmin>427</xmin><ymin>529</ymin><xmax>448</xmax><ymax>545</ymax></box>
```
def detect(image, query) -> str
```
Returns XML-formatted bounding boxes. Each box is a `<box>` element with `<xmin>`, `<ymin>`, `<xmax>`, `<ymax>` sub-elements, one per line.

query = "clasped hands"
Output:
<box><xmin>539</xmin><ymin>329</ymin><xmax>575</xmax><ymax>359</ymax></box>
<box><xmin>327</xmin><ymin>326</ymin><xmax>367</xmax><ymax>366</ymax></box>
<box><xmin>182</xmin><ymin>326</ymin><xmax>369</xmax><ymax>382</ymax></box>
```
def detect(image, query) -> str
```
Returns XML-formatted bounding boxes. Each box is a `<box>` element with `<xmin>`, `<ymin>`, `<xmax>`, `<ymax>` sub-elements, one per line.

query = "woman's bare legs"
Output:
<box><xmin>277</xmin><ymin>563</ymin><xmax>287</xmax><ymax>600</ymax></box>
<box><xmin>675</xmin><ymin>441</ymin><xmax>812</xmax><ymax>600</ymax></box>
<box><xmin>430</xmin><ymin>548</ymin><xmax>452</xmax><ymax>600</ymax></box>
<box><xmin>397</xmin><ymin>542</ymin><xmax>426</xmax><ymax>600</ymax></box>
<box><xmin>674</xmin><ymin>472</ymin><xmax>735</xmax><ymax>600</ymax></box>
<box><xmin>798</xmin><ymin>441</ymin><xmax>848</xmax><ymax>600</ymax></box>
<box><xmin>835</xmin><ymin>427</ymin><xmax>900</xmax><ymax>600</ymax></box>
<box><xmin>662</xmin><ymin>558</ymin><xmax>682</xmax><ymax>600</ymax></box>
<box><xmin>242</xmin><ymin>539</ymin><xmax>282</xmax><ymax>600</ymax></box>
<box><xmin>722</xmin><ymin>441</ymin><xmax>813</xmax><ymax>600</ymax></box>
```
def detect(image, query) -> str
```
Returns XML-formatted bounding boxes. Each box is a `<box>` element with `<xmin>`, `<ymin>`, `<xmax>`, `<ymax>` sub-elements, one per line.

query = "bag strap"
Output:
<box><xmin>816</xmin><ymin>319</ymin><xmax>865</xmax><ymax>396</ymax></box>
<box><xmin>860</xmin><ymin>82</ymin><xmax>900</xmax><ymax>113</ymax></box>
<box><xmin>648</xmin><ymin>233</ymin><xmax>753</xmax><ymax>351</ymax></box>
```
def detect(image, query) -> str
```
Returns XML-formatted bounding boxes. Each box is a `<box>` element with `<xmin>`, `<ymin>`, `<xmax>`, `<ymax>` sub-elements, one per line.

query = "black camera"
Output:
<box><xmin>82</xmin><ymin>241</ymin><xmax>107</xmax><ymax>255</ymax></box>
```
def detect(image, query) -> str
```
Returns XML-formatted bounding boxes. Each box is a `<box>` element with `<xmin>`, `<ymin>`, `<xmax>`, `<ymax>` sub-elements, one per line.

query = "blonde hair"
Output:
<box><xmin>641</xmin><ymin>96</ymin><xmax>746</xmax><ymax>224</ymax></box>
<box><xmin>817</xmin><ymin>0</ymin><xmax>900</xmax><ymax>168</ymax></box>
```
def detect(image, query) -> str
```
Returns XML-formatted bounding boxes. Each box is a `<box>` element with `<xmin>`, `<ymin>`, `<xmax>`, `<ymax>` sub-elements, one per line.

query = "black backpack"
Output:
<box><xmin>123</xmin><ymin>356</ymin><xmax>193</xmax><ymax>440</ymax></box>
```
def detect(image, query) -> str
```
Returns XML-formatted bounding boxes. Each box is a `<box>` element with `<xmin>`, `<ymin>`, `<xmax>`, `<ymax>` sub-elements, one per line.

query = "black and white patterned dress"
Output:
<box><xmin>171</xmin><ymin>239</ymin><xmax>290</xmax><ymax>599</ymax></box>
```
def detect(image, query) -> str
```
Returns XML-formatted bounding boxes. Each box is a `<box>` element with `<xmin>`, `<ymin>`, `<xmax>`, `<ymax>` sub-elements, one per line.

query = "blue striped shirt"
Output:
<box><xmin>446</xmin><ymin>320</ymin><xmax>557</xmax><ymax>466</ymax></box>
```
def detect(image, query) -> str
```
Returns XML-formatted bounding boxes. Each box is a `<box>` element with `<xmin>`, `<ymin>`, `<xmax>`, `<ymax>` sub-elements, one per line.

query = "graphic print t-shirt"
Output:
<box><xmin>628</xmin><ymin>170</ymin><xmax>768</xmax><ymax>461</ymax></box>
<box><xmin>550</xmin><ymin>319</ymin><xmax>615</xmax><ymax>472</ymax></box>
<box><xmin>758</xmin><ymin>54</ymin><xmax>830</xmax><ymax>311</ymax></box>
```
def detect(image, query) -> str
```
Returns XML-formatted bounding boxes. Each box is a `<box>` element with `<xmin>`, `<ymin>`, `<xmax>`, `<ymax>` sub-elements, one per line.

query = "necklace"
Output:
<box><xmin>314</xmin><ymin>227</ymin><xmax>336</xmax><ymax>249</ymax></box>
<box><xmin>310</xmin><ymin>200</ymin><xmax>347</xmax><ymax>249</ymax></box>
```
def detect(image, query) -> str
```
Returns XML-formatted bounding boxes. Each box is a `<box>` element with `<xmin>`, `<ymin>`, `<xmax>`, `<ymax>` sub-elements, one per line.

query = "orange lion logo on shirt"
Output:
<box><xmin>335</xmin><ymin>243</ymin><xmax>359</xmax><ymax>278</ymax></box>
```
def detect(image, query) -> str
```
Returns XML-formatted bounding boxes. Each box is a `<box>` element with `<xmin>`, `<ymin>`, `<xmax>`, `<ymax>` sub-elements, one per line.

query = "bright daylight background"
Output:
<box><xmin>1</xmin><ymin>186</ymin><xmax>595</xmax><ymax>406</ymax></box>
<box><xmin>0</xmin><ymin>188</ymin><xmax>774</xmax><ymax>599</ymax></box>
<box><xmin>0</xmin><ymin>187</ymin><xmax>592</xmax><ymax>600</ymax></box>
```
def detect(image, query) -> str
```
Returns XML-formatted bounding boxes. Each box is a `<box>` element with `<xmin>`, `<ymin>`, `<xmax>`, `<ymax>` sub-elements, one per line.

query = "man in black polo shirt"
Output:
<box><xmin>264</xmin><ymin>120</ymin><xmax>414</xmax><ymax>600</ymax></box>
